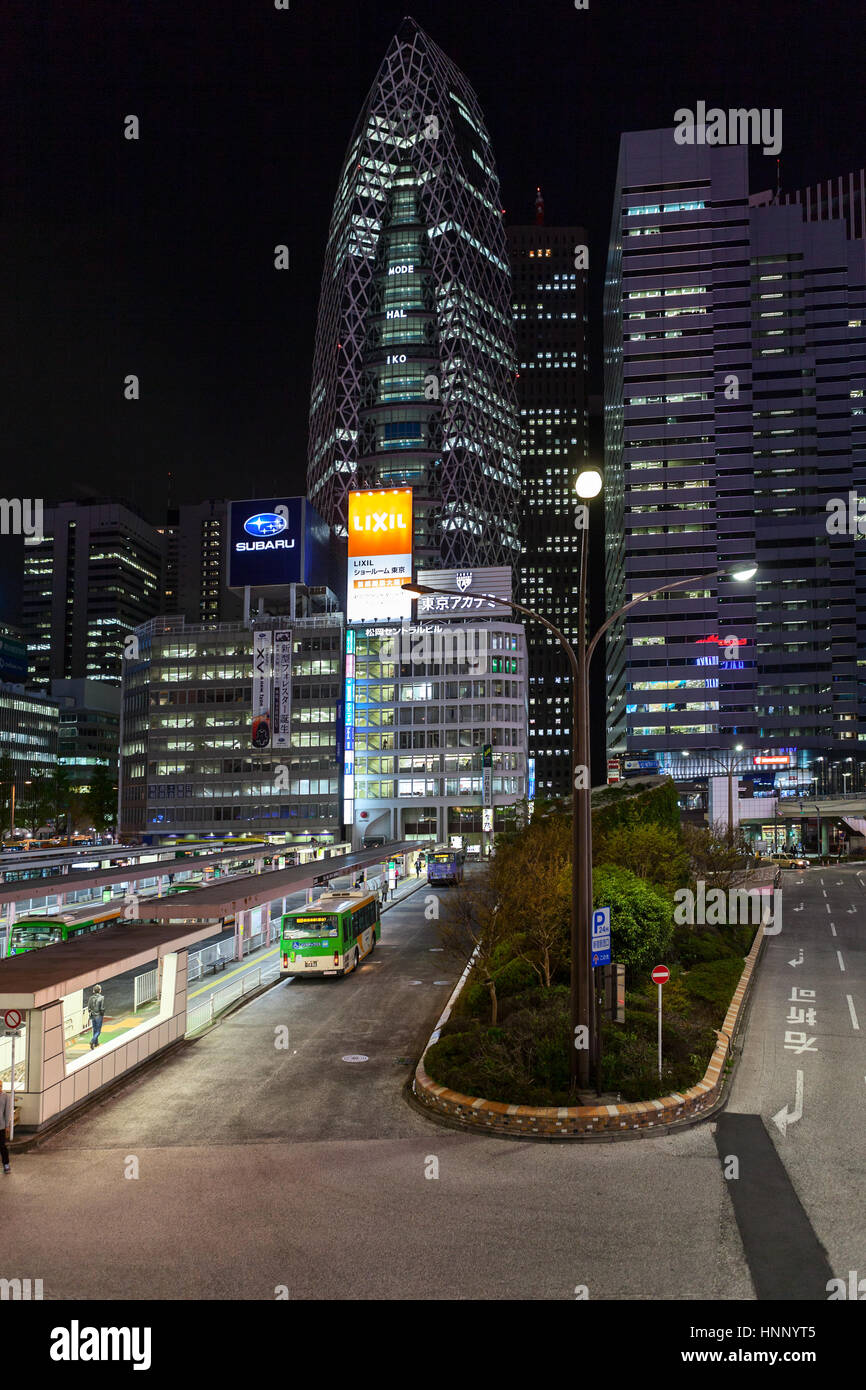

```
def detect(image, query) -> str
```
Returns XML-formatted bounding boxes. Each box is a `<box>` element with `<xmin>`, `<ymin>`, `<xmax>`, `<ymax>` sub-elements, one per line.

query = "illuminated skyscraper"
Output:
<box><xmin>604</xmin><ymin>131</ymin><xmax>866</xmax><ymax>800</ymax></box>
<box><xmin>508</xmin><ymin>191</ymin><xmax>588</xmax><ymax>795</ymax></box>
<box><xmin>307</xmin><ymin>16</ymin><xmax>520</xmax><ymax>569</ymax></box>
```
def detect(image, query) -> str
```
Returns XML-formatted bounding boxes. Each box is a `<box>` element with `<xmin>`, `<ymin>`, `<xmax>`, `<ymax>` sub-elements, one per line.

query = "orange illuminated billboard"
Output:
<box><xmin>347</xmin><ymin>487</ymin><xmax>413</xmax><ymax>623</ymax></box>
<box><xmin>348</xmin><ymin>488</ymin><xmax>413</xmax><ymax>559</ymax></box>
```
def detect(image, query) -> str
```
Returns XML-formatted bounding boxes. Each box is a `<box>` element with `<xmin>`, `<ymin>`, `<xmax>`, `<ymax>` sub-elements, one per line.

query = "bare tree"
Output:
<box><xmin>438</xmin><ymin>874</ymin><xmax>511</xmax><ymax>1025</ymax></box>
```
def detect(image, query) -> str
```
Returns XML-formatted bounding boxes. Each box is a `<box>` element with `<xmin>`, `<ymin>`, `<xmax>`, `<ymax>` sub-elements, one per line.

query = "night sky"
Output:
<box><xmin>4</xmin><ymin>0</ymin><xmax>865</xmax><ymax>521</ymax></box>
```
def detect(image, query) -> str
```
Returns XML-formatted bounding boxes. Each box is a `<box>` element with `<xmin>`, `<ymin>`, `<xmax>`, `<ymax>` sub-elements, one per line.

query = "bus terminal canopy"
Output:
<box><xmin>138</xmin><ymin>842</ymin><xmax>432</xmax><ymax>922</ymax></box>
<box><xmin>0</xmin><ymin>841</ymin><xmax>285</xmax><ymax>907</ymax></box>
<box><xmin>0</xmin><ymin>919</ymin><xmax>218</xmax><ymax>1010</ymax></box>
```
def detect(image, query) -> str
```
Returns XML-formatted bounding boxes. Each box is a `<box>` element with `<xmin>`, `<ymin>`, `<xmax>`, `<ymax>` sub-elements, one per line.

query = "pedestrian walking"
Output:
<box><xmin>86</xmin><ymin>984</ymin><xmax>106</xmax><ymax>1049</ymax></box>
<box><xmin>0</xmin><ymin>1088</ymin><xmax>11</xmax><ymax>1174</ymax></box>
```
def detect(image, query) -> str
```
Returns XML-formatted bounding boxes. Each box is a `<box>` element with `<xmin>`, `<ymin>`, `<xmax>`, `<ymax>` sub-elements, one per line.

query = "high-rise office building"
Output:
<box><xmin>307</xmin><ymin>16</ymin><xmax>521</xmax><ymax>570</ymax></box>
<box><xmin>52</xmin><ymin>678</ymin><xmax>121</xmax><ymax>790</ymax></box>
<box><xmin>22</xmin><ymin>502</ymin><xmax>165</xmax><ymax>685</ymax></box>
<box><xmin>0</xmin><ymin>684</ymin><xmax>59</xmax><ymax>834</ymax></box>
<box><xmin>159</xmin><ymin>501</ymin><xmax>243</xmax><ymax>624</ymax></box>
<box><xmin>604</xmin><ymin>131</ymin><xmax>866</xmax><ymax>794</ymax></box>
<box><xmin>507</xmin><ymin>191</ymin><xmax>588</xmax><ymax>795</ymax></box>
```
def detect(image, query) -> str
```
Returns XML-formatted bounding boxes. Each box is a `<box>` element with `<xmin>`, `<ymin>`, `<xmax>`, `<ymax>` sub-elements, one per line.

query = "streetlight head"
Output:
<box><xmin>575</xmin><ymin>468</ymin><xmax>603</xmax><ymax>499</ymax></box>
<box><xmin>401</xmin><ymin>582</ymin><xmax>431</xmax><ymax>597</ymax></box>
<box><xmin>729</xmin><ymin>563</ymin><xmax>757</xmax><ymax>582</ymax></box>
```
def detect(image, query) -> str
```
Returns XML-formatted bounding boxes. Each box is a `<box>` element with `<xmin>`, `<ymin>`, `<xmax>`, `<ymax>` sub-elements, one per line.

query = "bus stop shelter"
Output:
<box><xmin>0</xmin><ymin>919</ymin><xmax>217</xmax><ymax>1131</ymax></box>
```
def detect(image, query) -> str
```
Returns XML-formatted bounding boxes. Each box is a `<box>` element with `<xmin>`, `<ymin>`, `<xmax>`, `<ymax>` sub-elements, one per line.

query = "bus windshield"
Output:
<box><xmin>284</xmin><ymin>914</ymin><xmax>339</xmax><ymax>938</ymax></box>
<box><xmin>11</xmin><ymin>924</ymin><xmax>62</xmax><ymax>945</ymax></box>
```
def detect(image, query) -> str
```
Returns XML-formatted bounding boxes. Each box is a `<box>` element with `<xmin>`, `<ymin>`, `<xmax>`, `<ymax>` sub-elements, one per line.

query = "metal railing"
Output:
<box><xmin>134</xmin><ymin>968</ymin><xmax>159</xmax><ymax>1010</ymax></box>
<box><xmin>185</xmin><ymin>961</ymin><xmax>280</xmax><ymax>1036</ymax></box>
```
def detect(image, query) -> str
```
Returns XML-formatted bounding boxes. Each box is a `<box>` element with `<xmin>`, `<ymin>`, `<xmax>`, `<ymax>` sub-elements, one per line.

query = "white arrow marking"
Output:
<box><xmin>847</xmin><ymin>995</ymin><xmax>860</xmax><ymax>1031</ymax></box>
<box><xmin>773</xmin><ymin>1070</ymin><xmax>804</xmax><ymax>1137</ymax></box>
<box><xmin>793</xmin><ymin>904</ymin><xmax>804</xmax><ymax>912</ymax></box>
<box><xmin>848</xmin><ymin>905</ymin><xmax>857</xmax><ymax>914</ymax></box>
<box><xmin>788</xmin><ymin>948</ymin><xmax>804</xmax><ymax>967</ymax></box>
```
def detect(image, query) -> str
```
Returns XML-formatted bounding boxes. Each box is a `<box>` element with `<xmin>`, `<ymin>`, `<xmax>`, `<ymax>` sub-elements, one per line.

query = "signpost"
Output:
<box><xmin>591</xmin><ymin>907</ymin><xmax>611</xmax><ymax>968</ymax></box>
<box><xmin>651</xmin><ymin>965</ymin><xmax>670</xmax><ymax>1081</ymax></box>
<box><xmin>4</xmin><ymin>1010</ymin><xmax>23</xmax><ymax>1141</ymax></box>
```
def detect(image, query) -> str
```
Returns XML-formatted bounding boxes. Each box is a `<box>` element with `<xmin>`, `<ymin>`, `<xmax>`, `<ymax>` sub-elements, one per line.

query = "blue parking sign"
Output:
<box><xmin>591</xmin><ymin>906</ymin><xmax>611</xmax><ymax>967</ymax></box>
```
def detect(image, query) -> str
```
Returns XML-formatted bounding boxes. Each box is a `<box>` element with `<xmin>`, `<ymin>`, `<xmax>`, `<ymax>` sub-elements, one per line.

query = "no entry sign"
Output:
<box><xmin>3</xmin><ymin>1009</ymin><xmax>22</xmax><ymax>1031</ymax></box>
<box><xmin>651</xmin><ymin>965</ymin><xmax>670</xmax><ymax>985</ymax></box>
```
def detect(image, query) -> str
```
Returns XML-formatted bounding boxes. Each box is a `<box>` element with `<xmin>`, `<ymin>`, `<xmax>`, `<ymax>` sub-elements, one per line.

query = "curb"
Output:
<box><xmin>411</xmin><ymin>924</ymin><xmax>767</xmax><ymax>1140</ymax></box>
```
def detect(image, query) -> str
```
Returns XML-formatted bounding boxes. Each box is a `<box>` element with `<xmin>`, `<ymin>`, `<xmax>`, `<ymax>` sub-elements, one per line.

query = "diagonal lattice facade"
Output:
<box><xmin>307</xmin><ymin>16</ymin><xmax>520</xmax><ymax>569</ymax></box>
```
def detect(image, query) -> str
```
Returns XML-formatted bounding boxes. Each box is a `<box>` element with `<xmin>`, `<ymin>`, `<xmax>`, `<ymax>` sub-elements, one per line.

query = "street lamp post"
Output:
<box><xmin>404</xmin><ymin>546</ymin><xmax>757</xmax><ymax>1096</ymax></box>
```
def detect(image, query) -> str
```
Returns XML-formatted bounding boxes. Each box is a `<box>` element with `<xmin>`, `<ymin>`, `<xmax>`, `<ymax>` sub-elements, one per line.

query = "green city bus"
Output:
<box><xmin>8</xmin><ymin>908</ymin><xmax>122</xmax><ymax>955</ymax></box>
<box><xmin>280</xmin><ymin>890</ymin><xmax>380</xmax><ymax>978</ymax></box>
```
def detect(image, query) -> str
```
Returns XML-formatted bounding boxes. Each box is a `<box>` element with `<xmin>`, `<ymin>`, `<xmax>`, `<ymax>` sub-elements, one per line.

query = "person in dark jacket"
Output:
<box><xmin>0</xmin><ymin>1088</ymin><xmax>11</xmax><ymax>1173</ymax></box>
<box><xmin>87</xmin><ymin>984</ymin><xmax>105</xmax><ymax>1049</ymax></box>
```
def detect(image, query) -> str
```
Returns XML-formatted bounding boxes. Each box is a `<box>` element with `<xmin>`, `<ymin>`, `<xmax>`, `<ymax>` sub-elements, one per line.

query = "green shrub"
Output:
<box><xmin>683</xmin><ymin>957</ymin><xmax>745</xmax><ymax>1015</ymax></box>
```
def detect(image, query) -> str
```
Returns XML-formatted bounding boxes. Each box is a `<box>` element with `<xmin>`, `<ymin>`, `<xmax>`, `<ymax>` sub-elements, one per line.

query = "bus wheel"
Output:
<box><xmin>354</xmin><ymin>948</ymin><xmax>360</xmax><ymax>972</ymax></box>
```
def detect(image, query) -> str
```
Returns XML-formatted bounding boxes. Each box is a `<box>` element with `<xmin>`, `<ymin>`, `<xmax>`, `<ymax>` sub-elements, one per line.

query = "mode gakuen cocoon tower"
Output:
<box><xmin>306</xmin><ymin>16</ymin><xmax>521</xmax><ymax>571</ymax></box>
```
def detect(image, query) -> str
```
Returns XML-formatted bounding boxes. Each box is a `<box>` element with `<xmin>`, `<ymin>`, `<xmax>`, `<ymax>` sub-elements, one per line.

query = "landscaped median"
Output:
<box><xmin>412</xmin><ymin>920</ymin><xmax>766</xmax><ymax>1138</ymax></box>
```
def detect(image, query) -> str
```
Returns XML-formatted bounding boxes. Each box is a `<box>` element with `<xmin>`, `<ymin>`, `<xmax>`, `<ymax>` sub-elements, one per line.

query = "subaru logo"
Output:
<box><xmin>244</xmin><ymin>512</ymin><xmax>287</xmax><ymax>538</ymax></box>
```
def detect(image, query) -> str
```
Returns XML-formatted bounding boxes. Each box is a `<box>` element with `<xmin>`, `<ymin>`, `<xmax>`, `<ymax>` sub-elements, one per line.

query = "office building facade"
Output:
<box><xmin>51</xmin><ymin>678</ymin><xmax>121</xmax><ymax>790</ymax></box>
<box><xmin>307</xmin><ymin>16</ymin><xmax>521</xmax><ymax>571</ymax></box>
<box><xmin>604</xmin><ymin>132</ymin><xmax>866</xmax><ymax>793</ymax></box>
<box><xmin>0</xmin><ymin>684</ymin><xmax>59</xmax><ymax>833</ymax></box>
<box><xmin>160</xmin><ymin>501</ymin><xmax>243</xmax><ymax>625</ymax></box>
<box><xmin>507</xmin><ymin>194</ymin><xmax>589</xmax><ymax>795</ymax></box>
<box><xmin>119</xmin><ymin>611</ymin><xmax>342</xmax><ymax>844</ymax></box>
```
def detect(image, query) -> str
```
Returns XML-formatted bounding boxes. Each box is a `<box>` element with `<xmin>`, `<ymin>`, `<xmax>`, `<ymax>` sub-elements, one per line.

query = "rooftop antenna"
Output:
<box><xmin>535</xmin><ymin>185</ymin><xmax>545</xmax><ymax>226</ymax></box>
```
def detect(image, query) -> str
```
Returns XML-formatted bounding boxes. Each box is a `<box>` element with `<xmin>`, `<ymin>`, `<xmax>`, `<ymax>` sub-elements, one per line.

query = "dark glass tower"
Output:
<box><xmin>507</xmin><ymin>191</ymin><xmax>588</xmax><ymax>795</ymax></box>
<box><xmin>307</xmin><ymin>16</ymin><xmax>520</xmax><ymax>569</ymax></box>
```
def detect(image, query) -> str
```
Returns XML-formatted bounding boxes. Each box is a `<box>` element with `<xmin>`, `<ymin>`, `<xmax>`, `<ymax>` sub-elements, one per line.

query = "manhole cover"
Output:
<box><xmin>342</xmin><ymin>1054</ymin><xmax>368</xmax><ymax>1063</ymax></box>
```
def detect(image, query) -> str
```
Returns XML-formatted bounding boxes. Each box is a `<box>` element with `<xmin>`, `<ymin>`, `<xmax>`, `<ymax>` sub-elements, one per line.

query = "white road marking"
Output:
<box><xmin>826</xmin><ymin>903</ymin><xmax>832</xmax><ymax>913</ymax></box>
<box><xmin>846</xmin><ymin>996</ymin><xmax>860</xmax><ymax>1031</ymax></box>
<box><xmin>822</xmin><ymin>888</ymin><xmax>828</xmax><ymax>898</ymax></box>
<box><xmin>830</xmin><ymin>923</ymin><xmax>837</xmax><ymax>937</ymax></box>
<box><xmin>837</xmin><ymin>950</ymin><xmax>846</xmax><ymax>972</ymax></box>
<box><xmin>772</xmin><ymin>1069</ymin><xmax>804</xmax><ymax>1137</ymax></box>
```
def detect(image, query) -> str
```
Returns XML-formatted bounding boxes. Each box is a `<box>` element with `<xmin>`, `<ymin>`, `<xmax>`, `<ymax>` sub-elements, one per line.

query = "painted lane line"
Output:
<box><xmin>822</xmin><ymin>888</ymin><xmax>827</xmax><ymax>898</ymax></box>
<box><xmin>837</xmin><ymin>950</ymin><xmax>846</xmax><ymax>973</ymax></box>
<box><xmin>846</xmin><ymin>996</ymin><xmax>860</xmax><ymax>1031</ymax></box>
<box><xmin>826</xmin><ymin>902</ymin><xmax>832</xmax><ymax>913</ymax></box>
<box><xmin>830</xmin><ymin>923</ymin><xmax>837</xmax><ymax>937</ymax></box>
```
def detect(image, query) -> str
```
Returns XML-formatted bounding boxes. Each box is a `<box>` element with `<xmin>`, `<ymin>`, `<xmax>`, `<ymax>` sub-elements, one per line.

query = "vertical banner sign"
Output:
<box><xmin>482</xmin><ymin>742</ymin><xmax>493</xmax><ymax>805</ymax></box>
<box><xmin>272</xmin><ymin>630</ymin><xmax>293</xmax><ymax>750</ymax></box>
<box><xmin>251</xmin><ymin>630</ymin><xmax>273</xmax><ymax>749</ymax></box>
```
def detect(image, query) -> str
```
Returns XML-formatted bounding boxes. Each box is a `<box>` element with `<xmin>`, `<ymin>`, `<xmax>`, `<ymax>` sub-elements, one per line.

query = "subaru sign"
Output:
<box><xmin>228</xmin><ymin>498</ymin><xmax>304</xmax><ymax>588</ymax></box>
<box><xmin>243</xmin><ymin>512</ymin><xmax>288</xmax><ymax>539</ymax></box>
